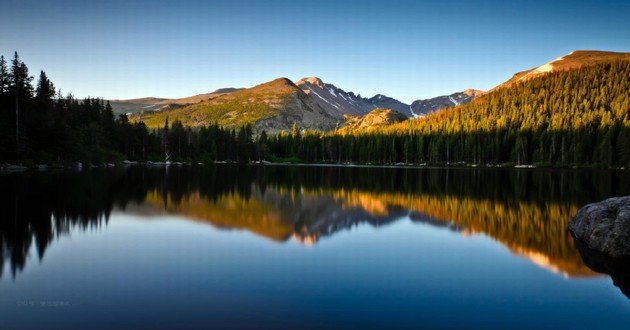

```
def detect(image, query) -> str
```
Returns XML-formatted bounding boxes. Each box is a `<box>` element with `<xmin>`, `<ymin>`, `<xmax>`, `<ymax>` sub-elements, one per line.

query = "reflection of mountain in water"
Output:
<box><xmin>135</xmin><ymin>185</ymin><xmax>594</xmax><ymax>277</ymax></box>
<box><xmin>131</xmin><ymin>187</ymin><xmax>411</xmax><ymax>244</ymax></box>
<box><xmin>2</xmin><ymin>166</ymin><xmax>630</xmax><ymax>280</ymax></box>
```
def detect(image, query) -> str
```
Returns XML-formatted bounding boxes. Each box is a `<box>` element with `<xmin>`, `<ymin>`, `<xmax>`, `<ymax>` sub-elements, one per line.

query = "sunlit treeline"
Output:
<box><xmin>268</xmin><ymin>61</ymin><xmax>630</xmax><ymax>166</ymax></box>
<box><xmin>3</xmin><ymin>52</ymin><xmax>628</xmax><ymax>167</ymax></box>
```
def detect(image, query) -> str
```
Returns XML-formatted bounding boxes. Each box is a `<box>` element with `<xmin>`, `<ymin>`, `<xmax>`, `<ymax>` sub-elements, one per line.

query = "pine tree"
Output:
<box><xmin>0</xmin><ymin>56</ymin><xmax>8</xmax><ymax>95</ymax></box>
<box><xmin>8</xmin><ymin>52</ymin><xmax>33</xmax><ymax>157</ymax></box>
<box><xmin>617</xmin><ymin>126</ymin><xmax>630</xmax><ymax>167</ymax></box>
<box><xmin>161</xmin><ymin>117</ymin><xmax>170</xmax><ymax>161</ymax></box>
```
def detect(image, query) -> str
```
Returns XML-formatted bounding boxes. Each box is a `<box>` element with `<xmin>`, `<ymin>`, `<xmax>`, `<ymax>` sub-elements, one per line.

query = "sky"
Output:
<box><xmin>1</xmin><ymin>0</ymin><xmax>628</xmax><ymax>103</ymax></box>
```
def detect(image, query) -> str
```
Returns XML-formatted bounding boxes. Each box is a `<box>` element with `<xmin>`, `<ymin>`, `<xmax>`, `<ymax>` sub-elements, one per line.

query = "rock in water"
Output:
<box><xmin>569</xmin><ymin>196</ymin><xmax>630</xmax><ymax>258</ymax></box>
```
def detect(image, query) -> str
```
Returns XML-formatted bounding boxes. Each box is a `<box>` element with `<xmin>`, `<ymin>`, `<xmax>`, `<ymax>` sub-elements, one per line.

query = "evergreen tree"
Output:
<box><xmin>0</xmin><ymin>56</ymin><xmax>8</xmax><ymax>95</ymax></box>
<box><xmin>8</xmin><ymin>52</ymin><xmax>33</xmax><ymax>158</ymax></box>
<box><xmin>161</xmin><ymin>117</ymin><xmax>170</xmax><ymax>161</ymax></box>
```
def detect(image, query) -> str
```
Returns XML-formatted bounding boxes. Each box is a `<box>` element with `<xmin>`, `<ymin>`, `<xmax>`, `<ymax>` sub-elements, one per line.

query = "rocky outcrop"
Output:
<box><xmin>341</xmin><ymin>108</ymin><xmax>408</xmax><ymax>132</ymax></box>
<box><xmin>569</xmin><ymin>196</ymin><xmax>630</xmax><ymax>258</ymax></box>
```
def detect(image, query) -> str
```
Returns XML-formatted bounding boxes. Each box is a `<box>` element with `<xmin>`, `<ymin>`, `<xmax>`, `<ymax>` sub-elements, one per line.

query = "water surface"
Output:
<box><xmin>1</xmin><ymin>166</ymin><xmax>630</xmax><ymax>328</ymax></box>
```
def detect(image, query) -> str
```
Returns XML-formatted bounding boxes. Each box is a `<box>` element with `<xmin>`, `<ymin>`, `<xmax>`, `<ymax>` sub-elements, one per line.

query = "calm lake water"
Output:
<box><xmin>1</xmin><ymin>165</ymin><xmax>630</xmax><ymax>329</ymax></box>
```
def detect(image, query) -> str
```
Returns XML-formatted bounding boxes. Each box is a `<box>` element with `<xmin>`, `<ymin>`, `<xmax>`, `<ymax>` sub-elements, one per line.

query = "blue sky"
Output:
<box><xmin>1</xmin><ymin>0</ymin><xmax>628</xmax><ymax>103</ymax></box>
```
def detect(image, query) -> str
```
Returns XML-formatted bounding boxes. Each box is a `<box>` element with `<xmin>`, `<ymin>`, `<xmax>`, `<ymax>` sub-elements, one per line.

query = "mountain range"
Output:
<box><xmin>113</xmin><ymin>78</ymin><xmax>479</xmax><ymax>118</ymax></box>
<box><xmin>119</xmin><ymin>50</ymin><xmax>628</xmax><ymax>133</ymax></box>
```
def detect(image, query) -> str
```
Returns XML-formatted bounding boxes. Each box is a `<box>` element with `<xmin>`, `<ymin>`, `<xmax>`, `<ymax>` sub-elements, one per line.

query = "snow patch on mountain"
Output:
<box><xmin>306</xmin><ymin>86</ymin><xmax>342</xmax><ymax>110</ymax></box>
<box><xmin>521</xmin><ymin>55</ymin><xmax>566</xmax><ymax>80</ymax></box>
<box><xmin>296</xmin><ymin>76</ymin><xmax>480</xmax><ymax>120</ymax></box>
<box><xmin>409</xmin><ymin>105</ymin><xmax>418</xmax><ymax>118</ymax></box>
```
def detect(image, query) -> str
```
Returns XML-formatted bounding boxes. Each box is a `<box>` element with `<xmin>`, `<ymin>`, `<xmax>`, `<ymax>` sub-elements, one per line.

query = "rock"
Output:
<box><xmin>569</xmin><ymin>196</ymin><xmax>630</xmax><ymax>258</ymax></box>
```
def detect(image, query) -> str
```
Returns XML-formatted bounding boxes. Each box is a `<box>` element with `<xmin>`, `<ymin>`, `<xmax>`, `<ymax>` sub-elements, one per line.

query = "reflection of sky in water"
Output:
<box><xmin>2</xmin><ymin>214</ymin><xmax>628</xmax><ymax>329</ymax></box>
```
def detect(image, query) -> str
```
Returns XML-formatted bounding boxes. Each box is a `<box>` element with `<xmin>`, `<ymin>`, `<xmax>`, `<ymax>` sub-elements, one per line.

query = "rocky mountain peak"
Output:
<box><xmin>296</xmin><ymin>77</ymin><xmax>325</xmax><ymax>88</ymax></box>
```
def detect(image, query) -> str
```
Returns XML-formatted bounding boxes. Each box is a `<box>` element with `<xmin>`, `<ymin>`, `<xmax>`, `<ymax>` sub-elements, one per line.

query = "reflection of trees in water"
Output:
<box><xmin>1</xmin><ymin>166</ymin><xmax>629</xmax><ymax>279</ymax></box>
<box><xmin>0</xmin><ymin>168</ymin><xmax>158</xmax><ymax>278</ymax></box>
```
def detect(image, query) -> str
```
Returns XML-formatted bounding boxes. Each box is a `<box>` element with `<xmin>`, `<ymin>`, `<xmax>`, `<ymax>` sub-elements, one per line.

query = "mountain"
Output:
<box><xmin>342</xmin><ymin>108</ymin><xmax>408</xmax><ymax>132</ymax></box>
<box><xmin>127</xmin><ymin>76</ymin><xmax>482</xmax><ymax>133</ymax></box>
<box><xmin>296</xmin><ymin>76</ymin><xmax>478</xmax><ymax>118</ymax></box>
<box><xmin>410</xmin><ymin>89</ymin><xmax>483</xmax><ymax>116</ymax></box>
<box><xmin>493</xmin><ymin>50</ymin><xmax>630</xmax><ymax>90</ymax></box>
<box><xmin>132</xmin><ymin>78</ymin><xmax>338</xmax><ymax>133</ymax></box>
<box><xmin>295</xmin><ymin>77</ymin><xmax>378</xmax><ymax>117</ymax></box>
<box><xmin>109</xmin><ymin>88</ymin><xmax>242</xmax><ymax>115</ymax></box>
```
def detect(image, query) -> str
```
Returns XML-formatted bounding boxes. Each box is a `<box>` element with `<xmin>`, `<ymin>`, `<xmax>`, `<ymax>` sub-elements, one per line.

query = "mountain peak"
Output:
<box><xmin>270</xmin><ymin>77</ymin><xmax>296</xmax><ymax>86</ymax></box>
<box><xmin>211</xmin><ymin>87</ymin><xmax>242</xmax><ymax>94</ymax></box>
<box><xmin>370</xmin><ymin>94</ymin><xmax>388</xmax><ymax>100</ymax></box>
<box><xmin>295</xmin><ymin>77</ymin><xmax>325</xmax><ymax>88</ymax></box>
<box><xmin>249</xmin><ymin>77</ymin><xmax>299</xmax><ymax>91</ymax></box>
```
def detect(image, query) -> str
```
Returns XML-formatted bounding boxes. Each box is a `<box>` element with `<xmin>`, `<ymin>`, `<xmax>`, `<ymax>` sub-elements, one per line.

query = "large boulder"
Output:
<box><xmin>569</xmin><ymin>196</ymin><xmax>630</xmax><ymax>258</ymax></box>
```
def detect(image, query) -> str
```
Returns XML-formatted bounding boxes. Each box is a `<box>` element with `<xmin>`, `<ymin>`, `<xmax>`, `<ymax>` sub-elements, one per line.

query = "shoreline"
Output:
<box><xmin>2</xmin><ymin>160</ymin><xmax>627</xmax><ymax>173</ymax></box>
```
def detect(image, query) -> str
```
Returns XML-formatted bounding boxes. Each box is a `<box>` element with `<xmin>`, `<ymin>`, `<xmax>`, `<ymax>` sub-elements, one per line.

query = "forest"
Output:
<box><xmin>0</xmin><ymin>51</ymin><xmax>628</xmax><ymax>167</ymax></box>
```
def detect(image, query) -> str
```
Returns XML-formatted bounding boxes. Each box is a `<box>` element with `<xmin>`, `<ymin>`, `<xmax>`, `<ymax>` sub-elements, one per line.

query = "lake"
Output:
<box><xmin>1</xmin><ymin>165</ymin><xmax>630</xmax><ymax>328</ymax></box>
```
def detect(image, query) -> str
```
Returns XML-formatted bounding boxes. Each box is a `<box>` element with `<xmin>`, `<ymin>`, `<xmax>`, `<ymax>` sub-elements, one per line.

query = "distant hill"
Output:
<box><xmin>131</xmin><ymin>78</ymin><xmax>337</xmax><ymax>134</ymax></box>
<box><xmin>492</xmin><ymin>50</ymin><xmax>630</xmax><ymax>90</ymax></box>
<box><xmin>109</xmin><ymin>88</ymin><xmax>242</xmax><ymax>115</ymax></box>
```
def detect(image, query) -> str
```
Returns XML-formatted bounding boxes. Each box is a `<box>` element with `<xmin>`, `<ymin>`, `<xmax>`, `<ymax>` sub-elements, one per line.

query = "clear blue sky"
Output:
<box><xmin>1</xmin><ymin>0</ymin><xmax>628</xmax><ymax>103</ymax></box>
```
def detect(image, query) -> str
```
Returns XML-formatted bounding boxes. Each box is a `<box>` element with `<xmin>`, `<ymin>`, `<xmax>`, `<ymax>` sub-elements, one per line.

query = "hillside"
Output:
<box><xmin>381</xmin><ymin>60</ymin><xmax>630</xmax><ymax>165</ymax></box>
<box><xmin>132</xmin><ymin>78</ymin><xmax>338</xmax><ymax>133</ymax></box>
<box><xmin>493</xmin><ymin>50</ymin><xmax>630</xmax><ymax>90</ymax></box>
<box><xmin>266</xmin><ymin>52</ymin><xmax>630</xmax><ymax>167</ymax></box>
